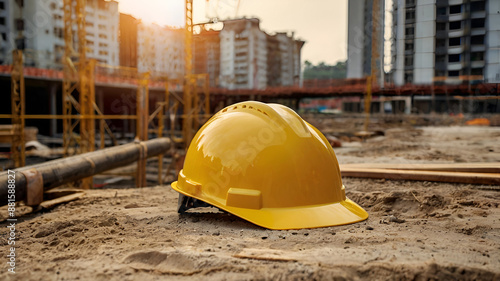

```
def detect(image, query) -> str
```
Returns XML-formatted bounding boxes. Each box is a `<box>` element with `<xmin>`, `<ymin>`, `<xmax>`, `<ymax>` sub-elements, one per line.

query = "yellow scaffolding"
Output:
<box><xmin>10</xmin><ymin>50</ymin><xmax>25</xmax><ymax>168</ymax></box>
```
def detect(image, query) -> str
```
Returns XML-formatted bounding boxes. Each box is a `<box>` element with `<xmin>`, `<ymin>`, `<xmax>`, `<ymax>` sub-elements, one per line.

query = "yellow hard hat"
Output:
<box><xmin>171</xmin><ymin>101</ymin><xmax>368</xmax><ymax>230</ymax></box>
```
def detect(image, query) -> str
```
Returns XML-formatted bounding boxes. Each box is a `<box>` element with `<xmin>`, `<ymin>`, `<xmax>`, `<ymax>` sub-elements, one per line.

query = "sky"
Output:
<box><xmin>117</xmin><ymin>0</ymin><xmax>348</xmax><ymax>65</ymax></box>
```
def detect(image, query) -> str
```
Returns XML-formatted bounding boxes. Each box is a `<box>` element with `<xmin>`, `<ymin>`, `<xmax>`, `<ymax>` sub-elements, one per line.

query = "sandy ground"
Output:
<box><xmin>1</xmin><ymin>126</ymin><xmax>500</xmax><ymax>280</ymax></box>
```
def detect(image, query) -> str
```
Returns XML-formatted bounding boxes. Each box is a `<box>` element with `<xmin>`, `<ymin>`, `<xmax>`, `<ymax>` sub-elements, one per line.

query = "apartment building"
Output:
<box><xmin>119</xmin><ymin>13</ymin><xmax>138</xmax><ymax>68</ymax></box>
<box><xmin>346</xmin><ymin>0</ymin><xmax>385</xmax><ymax>85</ymax></box>
<box><xmin>194</xmin><ymin>29</ymin><xmax>220</xmax><ymax>87</ymax></box>
<box><xmin>266</xmin><ymin>31</ymin><xmax>304</xmax><ymax>87</ymax></box>
<box><xmin>0</xmin><ymin>0</ymin><xmax>119</xmax><ymax>68</ymax></box>
<box><xmin>219</xmin><ymin>18</ymin><xmax>304</xmax><ymax>90</ymax></box>
<box><xmin>219</xmin><ymin>18</ymin><xmax>267</xmax><ymax>90</ymax></box>
<box><xmin>136</xmin><ymin>23</ymin><xmax>184</xmax><ymax>78</ymax></box>
<box><xmin>0</xmin><ymin>0</ymin><xmax>12</xmax><ymax>64</ymax></box>
<box><xmin>393</xmin><ymin>0</ymin><xmax>500</xmax><ymax>85</ymax></box>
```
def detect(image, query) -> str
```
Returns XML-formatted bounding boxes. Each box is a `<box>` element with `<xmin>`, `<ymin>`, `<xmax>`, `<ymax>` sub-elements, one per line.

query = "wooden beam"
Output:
<box><xmin>340</xmin><ymin>167</ymin><xmax>500</xmax><ymax>185</ymax></box>
<box><xmin>341</xmin><ymin>162</ymin><xmax>500</xmax><ymax>173</ymax></box>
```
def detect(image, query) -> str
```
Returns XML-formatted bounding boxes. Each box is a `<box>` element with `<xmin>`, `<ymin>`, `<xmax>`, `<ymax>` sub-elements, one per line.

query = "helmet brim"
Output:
<box><xmin>171</xmin><ymin>181</ymin><xmax>368</xmax><ymax>230</ymax></box>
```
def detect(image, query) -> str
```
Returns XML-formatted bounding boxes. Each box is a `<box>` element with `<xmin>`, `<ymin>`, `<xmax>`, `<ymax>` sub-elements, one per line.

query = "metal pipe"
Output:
<box><xmin>0</xmin><ymin>138</ymin><xmax>170</xmax><ymax>206</ymax></box>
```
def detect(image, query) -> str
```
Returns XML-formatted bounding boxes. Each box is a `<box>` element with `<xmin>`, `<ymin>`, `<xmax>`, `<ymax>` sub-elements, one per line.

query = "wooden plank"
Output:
<box><xmin>40</xmin><ymin>192</ymin><xmax>85</xmax><ymax>209</ymax></box>
<box><xmin>341</xmin><ymin>168</ymin><xmax>500</xmax><ymax>185</ymax></box>
<box><xmin>233</xmin><ymin>248</ymin><xmax>298</xmax><ymax>262</ymax></box>
<box><xmin>341</xmin><ymin>162</ymin><xmax>500</xmax><ymax>173</ymax></box>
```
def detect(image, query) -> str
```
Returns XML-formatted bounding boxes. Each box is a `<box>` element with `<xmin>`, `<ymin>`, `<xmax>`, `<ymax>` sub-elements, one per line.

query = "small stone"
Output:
<box><xmin>389</xmin><ymin>215</ymin><xmax>405</xmax><ymax>223</ymax></box>
<box><xmin>366</xmin><ymin>226</ymin><xmax>374</xmax><ymax>230</ymax></box>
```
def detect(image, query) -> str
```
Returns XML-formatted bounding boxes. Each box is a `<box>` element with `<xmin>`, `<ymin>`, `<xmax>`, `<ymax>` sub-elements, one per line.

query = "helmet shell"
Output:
<box><xmin>171</xmin><ymin>101</ymin><xmax>368</xmax><ymax>229</ymax></box>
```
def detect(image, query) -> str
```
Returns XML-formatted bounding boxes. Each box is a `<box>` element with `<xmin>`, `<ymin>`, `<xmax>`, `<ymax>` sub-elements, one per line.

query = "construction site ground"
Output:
<box><xmin>1</xmin><ymin>116</ymin><xmax>500</xmax><ymax>280</ymax></box>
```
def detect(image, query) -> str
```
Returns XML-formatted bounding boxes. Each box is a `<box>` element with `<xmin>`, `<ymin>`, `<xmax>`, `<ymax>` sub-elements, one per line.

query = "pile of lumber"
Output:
<box><xmin>340</xmin><ymin>162</ymin><xmax>500</xmax><ymax>185</ymax></box>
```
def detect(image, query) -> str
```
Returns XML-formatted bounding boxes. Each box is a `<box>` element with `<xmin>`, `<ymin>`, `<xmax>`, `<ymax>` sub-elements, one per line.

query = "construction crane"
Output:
<box><xmin>363</xmin><ymin>0</ymin><xmax>381</xmax><ymax>132</ymax></box>
<box><xmin>62</xmin><ymin>0</ymin><xmax>95</xmax><ymax>189</ymax></box>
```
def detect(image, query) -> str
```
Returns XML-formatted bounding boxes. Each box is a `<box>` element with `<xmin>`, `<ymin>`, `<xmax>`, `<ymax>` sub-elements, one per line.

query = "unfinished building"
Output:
<box><xmin>392</xmin><ymin>0</ymin><xmax>500</xmax><ymax>85</ymax></box>
<box><xmin>346</xmin><ymin>0</ymin><xmax>385</xmax><ymax>85</ymax></box>
<box><xmin>0</xmin><ymin>0</ymin><xmax>120</xmax><ymax>68</ymax></box>
<box><xmin>194</xmin><ymin>29</ymin><xmax>220</xmax><ymax>87</ymax></box>
<box><xmin>136</xmin><ymin>23</ymin><xmax>184</xmax><ymax>78</ymax></box>
<box><xmin>219</xmin><ymin>18</ymin><xmax>268</xmax><ymax>90</ymax></box>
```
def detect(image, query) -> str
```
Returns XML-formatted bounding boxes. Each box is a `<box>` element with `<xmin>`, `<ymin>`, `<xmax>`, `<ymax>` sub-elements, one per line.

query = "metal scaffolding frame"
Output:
<box><xmin>10</xmin><ymin>50</ymin><xmax>25</xmax><ymax>168</ymax></box>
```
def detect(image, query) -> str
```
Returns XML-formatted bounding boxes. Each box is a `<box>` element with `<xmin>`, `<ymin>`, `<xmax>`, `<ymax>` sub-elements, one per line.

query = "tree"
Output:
<box><xmin>303</xmin><ymin>60</ymin><xmax>346</xmax><ymax>80</ymax></box>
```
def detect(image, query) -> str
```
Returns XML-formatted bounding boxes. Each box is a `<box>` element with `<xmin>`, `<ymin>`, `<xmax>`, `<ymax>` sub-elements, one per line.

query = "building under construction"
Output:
<box><xmin>0</xmin><ymin>0</ymin><xmax>500</xmax><ymax>280</ymax></box>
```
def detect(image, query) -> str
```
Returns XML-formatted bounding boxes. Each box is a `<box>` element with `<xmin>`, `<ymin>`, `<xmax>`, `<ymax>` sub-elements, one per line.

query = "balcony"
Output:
<box><xmin>449</xmin><ymin>13</ymin><xmax>467</xmax><ymax>22</ymax></box>
<box><xmin>436</xmin><ymin>30</ymin><xmax>448</xmax><ymax>38</ymax></box>
<box><xmin>471</xmin><ymin>61</ymin><xmax>485</xmax><ymax>68</ymax></box>
<box><xmin>448</xmin><ymin>61</ymin><xmax>464</xmax><ymax>71</ymax></box>
<box><xmin>436</xmin><ymin>15</ymin><xmax>449</xmax><ymax>22</ymax></box>
<box><xmin>448</xmin><ymin>29</ymin><xmax>465</xmax><ymax>38</ymax></box>
<box><xmin>448</xmin><ymin>45</ymin><xmax>465</xmax><ymax>54</ymax></box>
<box><xmin>471</xmin><ymin>11</ymin><xmax>486</xmax><ymax>19</ymax></box>
<box><xmin>471</xmin><ymin>29</ymin><xmax>486</xmax><ymax>36</ymax></box>
<box><xmin>471</xmin><ymin>45</ymin><xmax>486</xmax><ymax>52</ymax></box>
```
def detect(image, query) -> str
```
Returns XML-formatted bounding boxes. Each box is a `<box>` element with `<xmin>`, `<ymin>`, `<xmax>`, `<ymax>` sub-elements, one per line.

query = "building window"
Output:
<box><xmin>448</xmin><ymin>70</ymin><xmax>459</xmax><ymax>77</ymax></box>
<box><xmin>0</xmin><ymin>17</ymin><xmax>5</xmax><ymax>25</ymax></box>
<box><xmin>98</xmin><ymin>24</ymin><xmax>106</xmax><ymax>29</ymax></box>
<box><xmin>436</xmin><ymin>22</ymin><xmax>446</xmax><ymax>31</ymax></box>
<box><xmin>405</xmin><ymin>0</ymin><xmax>415</xmax><ymax>5</ymax></box>
<box><xmin>98</xmin><ymin>42</ymin><xmax>107</xmax><ymax>47</ymax></box>
<box><xmin>54</xmin><ymin>27</ymin><xmax>63</xmax><ymax>39</ymax></box>
<box><xmin>448</xmin><ymin>54</ymin><xmax>460</xmax><ymax>63</ymax></box>
<box><xmin>15</xmin><ymin>19</ymin><xmax>24</xmax><ymax>31</ymax></box>
<box><xmin>99</xmin><ymin>50</ymin><xmax>108</xmax><ymax>56</ymax></box>
<box><xmin>471</xmin><ymin>68</ymin><xmax>483</xmax><ymax>76</ymax></box>
<box><xmin>404</xmin><ymin>56</ymin><xmax>413</xmax><ymax>67</ymax></box>
<box><xmin>435</xmin><ymin>70</ymin><xmax>446</xmax><ymax>77</ymax></box>
<box><xmin>471</xmin><ymin>1</ymin><xmax>485</xmax><ymax>12</ymax></box>
<box><xmin>449</xmin><ymin>21</ymin><xmax>461</xmax><ymax>30</ymax></box>
<box><xmin>471</xmin><ymin>18</ymin><xmax>485</xmax><ymax>28</ymax></box>
<box><xmin>449</xmin><ymin>37</ymin><xmax>461</xmax><ymax>46</ymax></box>
<box><xmin>471</xmin><ymin>52</ymin><xmax>484</xmax><ymax>61</ymax></box>
<box><xmin>437</xmin><ymin>7</ymin><xmax>446</xmax><ymax>16</ymax></box>
<box><xmin>405</xmin><ymin>42</ymin><xmax>413</xmax><ymax>51</ymax></box>
<box><xmin>0</xmin><ymin>3</ymin><xmax>4</xmax><ymax>10</ymax></box>
<box><xmin>98</xmin><ymin>34</ymin><xmax>107</xmax><ymax>39</ymax></box>
<box><xmin>405</xmin><ymin>11</ymin><xmax>415</xmax><ymax>21</ymax></box>
<box><xmin>1</xmin><ymin>33</ymin><xmax>6</xmax><ymax>41</ymax></box>
<box><xmin>405</xmin><ymin>27</ymin><xmax>414</xmax><ymax>36</ymax></box>
<box><xmin>436</xmin><ymin>39</ymin><xmax>446</xmax><ymax>48</ymax></box>
<box><xmin>404</xmin><ymin>72</ymin><xmax>413</xmax><ymax>83</ymax></box>
<box><xmin>435</xmin><ymin>54</ymin><xmax>446</xmax><ymax>63</ymax></box>
<box><xmin>471</xmin><ymin>35</ymin><xmax>485</xmax><ymax>45</ymax></box>
<box><xmin>449</xmin><ymin>5</ymin><xmax>462</xmax><ymax>14</ymax></box>
<box><xmin>50</xmin><ymin>2</ymin><xmax>56</xmax><ymax>10</ymax></box>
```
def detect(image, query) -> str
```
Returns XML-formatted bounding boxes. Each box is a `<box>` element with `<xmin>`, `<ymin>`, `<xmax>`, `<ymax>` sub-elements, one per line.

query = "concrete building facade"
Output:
<box><xmin>0</xmin><ymin>0</ymin><xmax>13</xmax><ymax>65</ymax></box>
<box><xmin>119</xmin><ymin>13</ymin><xmax>138</xmax><ymax>68</ymax></box>
<box><xmin>219</xmin><ymin>18</ymin><xmax>304</xmax><ymax>90</ymax></box>
<box><xmin>0</xmin><ymin>0</ymin><xmax>119</xmax><ymax>68</ymax></box>
<box><xmin>219</xmin><ymin>18</ymin><xmax>267</xmax><ymax>90</ymax></box>
<box><xmin>136</xmin><ymin>23</ymin><xmax>184</xmax><ymax>78</ymax></box>
<box><xmin>393</xmin><ymin>0</ymin><xmax>500</xmax><ymax>85</ymax></box>
<box><xmin>346</xmin><ymin>0</ymin><xmax>385</xmax><ymax>85</ymax></box>
<box><xmin>194</xmin><ymin>29</ymin><xmax>220</xmax><ymax>87</ymax></box>
<box><xmin>265</xmin><ymin>31</ymin><xmax>304</xmax><ymax>87</ymax></box>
